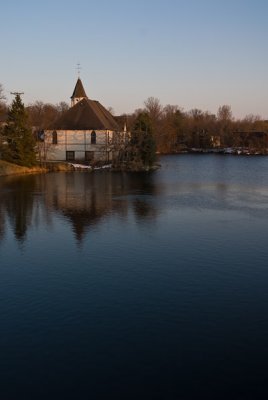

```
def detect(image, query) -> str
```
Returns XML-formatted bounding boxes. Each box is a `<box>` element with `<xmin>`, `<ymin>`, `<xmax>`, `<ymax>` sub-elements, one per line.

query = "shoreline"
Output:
<box><xmin>0</xmin><ymin>160</ymin><xmax>159</xmax><ymax>177</ymax></box>
<box><xmin>1</xmin><ymin>148</ymin><xmax>265</xmax><ymax>177</ymax></box>
<box><xmin>0</xmin><ymin>160</ymin><xmax>48</xmax><ymax>177</ymax></box>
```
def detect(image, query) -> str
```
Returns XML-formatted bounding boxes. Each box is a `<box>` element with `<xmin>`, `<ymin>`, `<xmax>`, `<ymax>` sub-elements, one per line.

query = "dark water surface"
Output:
<box><xmin>1</xmin><ymin>154</ymin><xmax>268</xmax><ymax>399</ymax></box>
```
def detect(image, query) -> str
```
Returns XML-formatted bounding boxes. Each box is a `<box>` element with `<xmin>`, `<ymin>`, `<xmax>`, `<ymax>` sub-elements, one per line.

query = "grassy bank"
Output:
<box><xmin>0</xmin><ymin>160</ymin><xmax>47</xmax><ymax>177</ymax></box>
<box><xmin>0</xmin><ymin>160</ymin><xmax>77</xmax><ymax>176</ymax></box>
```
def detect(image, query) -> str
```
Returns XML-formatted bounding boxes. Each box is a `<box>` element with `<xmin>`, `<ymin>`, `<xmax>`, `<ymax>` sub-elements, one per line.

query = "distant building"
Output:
<box><xmin>44</xmin><ymin>78</ymin><xmax>124</xmax><ymax>163</ymax></box>
<box><xmin>210</xmin><ymin>135</ymin><xmax>221</xmax><ymax>148</ymax></box>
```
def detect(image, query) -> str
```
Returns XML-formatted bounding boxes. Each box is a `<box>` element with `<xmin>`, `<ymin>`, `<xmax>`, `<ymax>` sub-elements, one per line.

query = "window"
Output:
<box><xmin>37</xmin><ymin>130</ymin><xmax>44</xmax><ymax>142</ymax></box>
<box><xmin>85</xmin><ymin>151</ymin><xmax>94</xmax><ymax>162</ymax></box>
<box><xmin>52</xmin><ymin>130</ymin><xmax>58</xmax><ymax>144</ymax></box>
<box><xmin>66</xmin><ymin>151</ymin><xmax>75</xmax><ymax>161</ymax></box>
<box><xmin>91</xmin><ymin>130</ymin><xmax>96</xmax><ymax>144</ymax></box>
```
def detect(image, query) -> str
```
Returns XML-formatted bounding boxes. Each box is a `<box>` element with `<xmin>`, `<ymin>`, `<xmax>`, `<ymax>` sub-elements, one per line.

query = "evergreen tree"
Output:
<box><xmin>132</xmin><ymin>112</ymin><xmax>156</xmax><ymax>167</ymax></box>
<box><xmin>2</xmin><ymin>94</ymin><xmax>36</xmax><ymax>166</ymax></box>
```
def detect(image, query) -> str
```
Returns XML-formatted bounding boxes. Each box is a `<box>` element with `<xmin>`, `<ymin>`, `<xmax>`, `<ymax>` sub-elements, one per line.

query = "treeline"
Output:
<box><xmin>0</xmin><ymin>84</ymin><xmax>69</xmax><ymax>130</ymax></box>
<box><xmin>0</xmin><ymin>87</ymin><xmax>71</xmax><ymax>167</ymax></box>
<box><xmin>123</xmin><ymin>97</ymin><xmax>268</xmax><ymax>153</ymax></box>
<box><xmin>1</xmin><ymin>81</ymin><xmax>268</xmax><ymax>159</ymax></box>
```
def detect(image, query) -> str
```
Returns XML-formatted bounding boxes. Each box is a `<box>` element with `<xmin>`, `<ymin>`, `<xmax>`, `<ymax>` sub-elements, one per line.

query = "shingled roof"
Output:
<box><xmin>71</xmin><ymin>78</ymin><xmax>87</xmax><ymax>100</ymax></box>
<box><xmin>50</xmin><ymin>98</ymin><xmax>119</xmax><ymax>130</ymax></box>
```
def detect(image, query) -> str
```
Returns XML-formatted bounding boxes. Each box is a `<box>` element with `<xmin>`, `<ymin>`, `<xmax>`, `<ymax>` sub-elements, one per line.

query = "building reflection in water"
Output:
<box><xmin>0</xmin><ymin>171</ymin><xmax>159</xmax><ymax>245</ymax></box>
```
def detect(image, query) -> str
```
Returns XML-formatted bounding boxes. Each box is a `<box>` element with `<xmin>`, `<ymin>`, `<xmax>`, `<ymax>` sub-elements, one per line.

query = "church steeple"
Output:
<box><xmin>71</xmin><ymin>78</ymin><xmax>87</xmax><ymax>107</ymax></box>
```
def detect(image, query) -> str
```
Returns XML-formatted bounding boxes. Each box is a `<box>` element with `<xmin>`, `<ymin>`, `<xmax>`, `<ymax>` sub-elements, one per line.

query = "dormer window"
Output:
<box><xmin>91</xmin><ymin>130</ymin><xmax>96</xmax><ymax>144</ymax></box>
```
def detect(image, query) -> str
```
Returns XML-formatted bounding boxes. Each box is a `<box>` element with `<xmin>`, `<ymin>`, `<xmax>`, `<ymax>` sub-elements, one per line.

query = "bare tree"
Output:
<box><xmin>27</xmin><ymin>101</ymin><xmax>60</xmax><ymax>129</ymax></box>
<box><xmin>56</xmin><ymin>101</ymin><xmax>69</xmax><ymax>115</ymax></box>
<box><xmin>0</xmin><ymin>84</ymin><xmax>7</xmax><ymax>118</ymax></box>
<box><xmin>159</xmin><ymin>105</ymin><xmax>185</xmax><ymax>153</ymax></box>
<box><xmin>0</xmin><ymin>83</ymin><xmax>6</xmax><ymax>101</ymax></box>
<box><xmin>217</xmin><ymin>105</ymin><xmax>233</xmax><ymax>146</ymax></box>
<box><xmin>143</xmin><ymin>97</ymin><xmax>163</xmax><ymax>151</ymax></box>
<box><xmin>144</xmin><ymin>97</ymin><xmax>162</xmax><ymax>122</ymax></box>
<box><xmin>217</xmin><ymin>105</ymin><xmax>233</xmax><ymax>121</ymax></box>
<box><xmin>0</xmin><ymin>84</ymin><xmax>8</xmax><ymax>152</ymax></box>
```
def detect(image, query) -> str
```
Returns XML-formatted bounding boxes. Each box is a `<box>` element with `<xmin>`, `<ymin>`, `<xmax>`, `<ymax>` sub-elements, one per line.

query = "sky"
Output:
<box><xmin>1</xmin><ymin>0</ymin><xmax>268</xmax><ymax>119</ymax></box>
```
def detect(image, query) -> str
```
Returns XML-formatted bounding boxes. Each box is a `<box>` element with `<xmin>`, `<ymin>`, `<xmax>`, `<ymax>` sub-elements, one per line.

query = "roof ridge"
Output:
<box><xmin>49</xmin><ymin>97</ymin><xmax>119</xmax><ymax>130</ymax></box>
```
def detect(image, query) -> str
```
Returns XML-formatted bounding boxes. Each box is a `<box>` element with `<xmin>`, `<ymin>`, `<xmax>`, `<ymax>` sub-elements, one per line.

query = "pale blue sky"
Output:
<box><xmin>1</xmin><ymin>0</ymin><xmax>268</xmax><ymax>118</ymax></box>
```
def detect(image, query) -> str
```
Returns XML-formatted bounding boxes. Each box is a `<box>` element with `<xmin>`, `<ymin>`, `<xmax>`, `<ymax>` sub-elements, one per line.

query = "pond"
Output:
<box><xmin>1</xmin><ymin>154</ymin><xmax>268</xmax><ymax>399</ymax></box>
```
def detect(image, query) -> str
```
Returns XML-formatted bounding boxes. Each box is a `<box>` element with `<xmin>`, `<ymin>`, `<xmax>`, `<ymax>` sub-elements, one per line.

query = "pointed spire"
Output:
<box><xmin>71</xmin><ymin>78</ymin><xmax>87</xmax><ymax>107</ymax></box>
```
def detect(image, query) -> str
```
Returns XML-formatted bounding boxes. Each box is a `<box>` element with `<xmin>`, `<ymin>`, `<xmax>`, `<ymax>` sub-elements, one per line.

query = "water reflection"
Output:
<box><xmin>0</xmin><ymin>171</ymin><xmax>158</xmax><ymax>245</ymax></box>
<box><xmin>0</xmin><ymin>175</ymin><xmax>37</xmax><ymax>242</ymax></box>
<box><xmin>2</xmin><ymin>155</ymin><xmax>268</xmax><ymax>399</ymax></box>
<box><xmin>2</xmin><ymin>155</ymin><xmax>268</xmax><ymax>246</ymax></box>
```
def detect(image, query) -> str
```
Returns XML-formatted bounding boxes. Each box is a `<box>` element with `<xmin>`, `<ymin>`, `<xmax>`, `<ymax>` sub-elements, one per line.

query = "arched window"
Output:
<box><xmin>38</xmin><ymin>130</ymin><xmax>44</xmax><ymax>141</ymax></box>
<box><xmin>91</xmin><ymin>130</ymin><xmax>96</xmax><ymax>144</ymax></box>
<box><xmin>52</xmin><ymin>130</ymin><xmax>58</xmax><ymax>145</ymax></box>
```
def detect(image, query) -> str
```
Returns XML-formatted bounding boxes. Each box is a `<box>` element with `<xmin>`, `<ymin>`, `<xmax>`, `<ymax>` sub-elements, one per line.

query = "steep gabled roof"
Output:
<box><xmin>49</xmin><ymin>98</ymin><xmax>119</xmax><ymax>130</ymax></box>
<box><xmin>71</xmin><ymin>78</ymin><xmax>87</xmax><ymax>100</ymax></box>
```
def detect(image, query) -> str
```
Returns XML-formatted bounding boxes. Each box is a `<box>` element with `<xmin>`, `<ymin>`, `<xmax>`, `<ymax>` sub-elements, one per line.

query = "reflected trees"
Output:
<box><xmin>0</xmin><ymin>172</ymin><xmax>159</xmax><ymax>246</ymax></box>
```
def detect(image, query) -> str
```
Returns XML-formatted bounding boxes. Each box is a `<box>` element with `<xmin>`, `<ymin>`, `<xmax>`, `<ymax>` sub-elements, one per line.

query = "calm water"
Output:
<box><xmin>1</xmin><ymin>154</ymin><xmax>268</xmax><ymax>399</ymax></box>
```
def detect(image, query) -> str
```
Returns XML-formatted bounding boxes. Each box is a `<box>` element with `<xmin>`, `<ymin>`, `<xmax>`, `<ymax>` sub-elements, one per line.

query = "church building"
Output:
<box><xmin>44</xmin><ymin>78</ymin><xmax>121</xmax><ymax>163</ymax></box>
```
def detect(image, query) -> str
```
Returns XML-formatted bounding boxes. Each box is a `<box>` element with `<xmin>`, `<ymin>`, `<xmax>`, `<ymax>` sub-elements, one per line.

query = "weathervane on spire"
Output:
<box><xmin>10</xmin><ymin>91</ymin><xmax>24</xmax><ymax>96</ymax></box>
<box><xmin>76</xmin><ymin>63</ymin><xmax>81</xmax><ymax>77</ymax></box>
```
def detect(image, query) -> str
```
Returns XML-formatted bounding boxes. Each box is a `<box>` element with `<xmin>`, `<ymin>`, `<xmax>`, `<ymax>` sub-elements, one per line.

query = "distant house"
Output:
<box><xmin>210</xmin><ymin>135</ymin><xmax>221</xmax><ymax>148</ymax></box>
<box><xmin>44</xmin><ymin>78</ymin><xmax>123</xmax><ymax>163</ymax></box>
